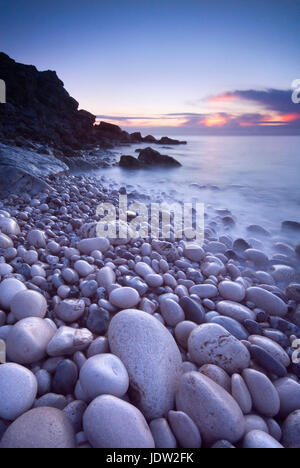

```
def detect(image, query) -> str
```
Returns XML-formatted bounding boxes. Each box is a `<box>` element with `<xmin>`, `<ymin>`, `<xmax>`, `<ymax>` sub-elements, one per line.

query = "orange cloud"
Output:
<box><xmin>203</xmin><ymin>115</ymin><xmax>228</xmax><ymax>127</ymax></box>
<box><xmin>210</xmin><ymin>94</ymin><xmax>237</xmax><ymax>104</ymax></box>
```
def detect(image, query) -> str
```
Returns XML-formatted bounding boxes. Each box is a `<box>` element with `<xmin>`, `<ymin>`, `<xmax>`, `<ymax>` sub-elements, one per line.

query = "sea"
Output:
<box><xmin>85</xmin><ymin>135</ymin><xmax>300</xmax><ymax>249</ymax></box>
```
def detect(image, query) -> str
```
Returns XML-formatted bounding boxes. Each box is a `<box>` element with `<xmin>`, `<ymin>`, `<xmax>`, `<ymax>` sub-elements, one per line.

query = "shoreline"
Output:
<box><xmin>0</xmin><ymin>172</ymin><xmax>300</xmax><ymax>447</ymax></box>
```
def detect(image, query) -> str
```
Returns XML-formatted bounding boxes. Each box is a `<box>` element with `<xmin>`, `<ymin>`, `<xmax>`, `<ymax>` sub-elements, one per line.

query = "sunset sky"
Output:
<box><xmin>0</xmin><ymin>0</ymin><xmax>299</xmax><ymax>134</ymax></box>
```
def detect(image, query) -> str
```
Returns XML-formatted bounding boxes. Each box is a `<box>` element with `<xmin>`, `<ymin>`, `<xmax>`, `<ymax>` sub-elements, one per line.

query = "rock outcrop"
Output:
<box><xmin>0</xmin><ymin>53</ymin><xmax>187</xmax><ymax>153</ymax></box>
<box><xmin>119</xmin><ymin>147</ymin><xmax>181</xmax><ymax>168</ymax></box>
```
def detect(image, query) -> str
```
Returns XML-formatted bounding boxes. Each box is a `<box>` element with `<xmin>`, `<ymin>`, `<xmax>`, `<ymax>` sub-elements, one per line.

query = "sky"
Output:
<box><xmin>0</xmin><ymin>0</ymin><xmax>300</xmax><ymax>135</ymax></box>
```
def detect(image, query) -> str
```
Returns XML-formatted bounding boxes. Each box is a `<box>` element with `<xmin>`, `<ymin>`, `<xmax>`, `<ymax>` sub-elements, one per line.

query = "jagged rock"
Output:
<box><xmin>119</xmin><ymin>148</ymin><xmax>181</xmax><ymax>169</ymax></box>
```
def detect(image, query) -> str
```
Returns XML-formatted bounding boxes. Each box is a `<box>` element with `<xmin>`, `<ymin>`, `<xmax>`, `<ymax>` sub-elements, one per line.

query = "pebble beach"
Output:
<box><xmin>0</xmin><ymin>173</ymin><xmax>300</xmax><ymax>449</ymax></box>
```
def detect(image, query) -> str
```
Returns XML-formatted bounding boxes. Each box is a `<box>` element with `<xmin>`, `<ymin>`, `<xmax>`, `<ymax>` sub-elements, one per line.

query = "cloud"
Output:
<box><xmin>96</xmin><ymin>88</ymin><xmax>300</xmax><ymax>134</ymax></box>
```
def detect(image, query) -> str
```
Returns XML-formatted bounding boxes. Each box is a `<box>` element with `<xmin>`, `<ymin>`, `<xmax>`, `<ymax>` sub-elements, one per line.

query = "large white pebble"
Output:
<box><xmin>0</xmin><ymin>278</ymin><xmax>27</xmax><ymax>310</ymax></box>
<box><xmin>11</xmin><ymin>290</ymin><xmax>47</xmax><ymax>320</ymax></box>
<box><xmin>108</xmin><ymin>309</ymin><xmax>182</xmax><ymax>420</ymax></box>
<box><xmin>246</xmin><ymin>287</ymin><xmax>287</xmax><ymax>317</ymax></box>
<box><xmin>79</xmin><ymin>354</ymin><xmax>129</xmax><ymax>401</ymax></box>
<box><xmin>184</xmin><ymin>244</ymin><xmax>205</xmax><ymax>262</ymax></box>
<box><xmin>6</xmin><ymin>317</ymin><xmax>55</xmax><ymax>364</ymax></box>
<box><xmin>176</xmin><ymin>372</ymin><xmax>245</xmax><ymax>445</ymax></box>
<box><xmin>188</xmin><ymin>324</ymin><xmax>250</xmax><ymax>374</ymax></box>
<box><xmin>0</xmin><ymin>363</ymin><xmax>37</xmax><ymax>421</ymax></box>
<box><xmin>109</xmin><ymin>287</ymin><xmax>140</xmax><ymax>309</ymax></box>
<box><xmin>0</xmin><ymin>218</ymin><xmax>20</xmax><ymax>236</ymax></box>
<box><xmin>83</xmin><ymin>395</ymin><xmax>155</xmax><ymax>448</ymax></box>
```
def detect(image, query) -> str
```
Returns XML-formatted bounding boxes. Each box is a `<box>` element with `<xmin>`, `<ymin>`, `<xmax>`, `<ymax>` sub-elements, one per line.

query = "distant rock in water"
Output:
<box><xmin>282</xmin><ymin>221</ymin><xmax>300</xmax><ymax>233</ymax></box>
<box><xmin>119</xmin><ymin>147</ymin><xmax>181</xmax><ymax>168</ymax></box>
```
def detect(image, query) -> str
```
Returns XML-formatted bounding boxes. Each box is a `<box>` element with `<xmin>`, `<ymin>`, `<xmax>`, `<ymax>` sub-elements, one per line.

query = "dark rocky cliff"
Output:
<box><xmin>0</xmin><ymin>53</ymin><xmax>186</xmax><ymax>154</ymax></box>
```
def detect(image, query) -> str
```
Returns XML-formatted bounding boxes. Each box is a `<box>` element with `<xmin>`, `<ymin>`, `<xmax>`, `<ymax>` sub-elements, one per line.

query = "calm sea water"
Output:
<box><xmin>87</xmin><ymin>135</ymin><xmax>300</xmax><ymax>246</ymax></box>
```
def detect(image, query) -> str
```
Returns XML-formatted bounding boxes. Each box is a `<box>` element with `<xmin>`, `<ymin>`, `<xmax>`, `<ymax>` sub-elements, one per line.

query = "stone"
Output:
<box><xmin>0</xmin><ymin>232</ymin><xmax>13</xmax><ymax>249</ymax></box>
<box><xmin>244</xmin><ymin>249</ymin><xmax>269</xmax><ymax>265</ymax></box>
<box><xmin>108</xmin><ymin>309</ymin><xmax>182</xmax><ymax>420</ymax></box>
<box><xmin>0</xmin><ymin>407</ymin><xmax>76</xmax><ymax>448</ymax></box>
<box><xmin>79</xmin><ymin>354</ymin><xmax>129</xmax><ymax>401</ymax></box>
<box><xmin>109</xmin><ymin>287</ymin><xmax>140</xmax><ymax>309</ymax></box>
<box><xmin>199</xmin><ymin>364</ymin><xmax>231</xmax><ymax>392</ymax></box>
<box><xmin>188</xmin><ymin>324</ymin><xmax>250</xmax><ymax>374</ymax></box>
<box><xmin>286</xmin><ymin>283</ymin><xmax>300</xmax><ymax>302</ymax></box>
<box><xmin>27</xmin><ymin>229</ymin><xmax>47</xmax><ymax>248</ymax></box>
<box><xmin>160</xmin><ymin>298</ymin><xmax>185</xmax><ymax>327</ymax></box>
<box><xmin>242</xmin><ymin>369</ymin><xmax>280</xmax><ymax>417</ymax></box>
<box><xmin>47</xmin><ymin>326</ymin><xmax>93</xmax><ymax>357</ymax></box>
<box><xmin>179</xmin><ymin>296</ymin><xmax>205</xmax><ymax>324</ymax></box>
<box><xmin>175</xmin><ymin>321</ymin><xmax>197</xmax><ymax>349</ymax></box>
<box><xmin>149</xmin><ymin>418</ymin><xmax>177</xmax><ymax>448</ymax></box>
<box><xmin>216</xmin><ymin>301</ymin><xmax>255</xmax><ymax>323</ymax></box>
<box><xmin>78</xmin><ymin>237</ymin><xmax>110</xmax><ymax>255</ymax></box>
<box><xmin>274</xmin><ymin>377</ymin><xmax>300</xmax><ymax>418</ymax></box>
<box><xmin>184</xmin><ymin>244</ymin><xmax>205</xmax><ymax>263</ymax></box>
<box><xmin>282</xmin><ymin>410</ymin><xmax>300</xmax><ymax>448</ymax></box>
<box><xmin>210</xmin><ymin>316</ymin><xmax>249</xmax><ymax>341</ymax></box>
<box><xmin>52</xmin><ymin>359</ymin><xmax>78</xmax><ymax>395</ymax></box>
<box><xmin>176</xmin><ymin>372</ymin><xmax>245</xmax><ymax>445</ymax></box>
<box><xmin>55</xmin><ymin>299</ymin><xmax>85</xmax><ymax>323</ymax></box>
<box><xmin>86</xmin><ymin>307</ymin><xmax>109</xmax><ymax>335</ymax></box>
<box><xmin>189</xmin><ymin>284</ymin><xmax>218</xmax><ymax>299</ymax></box>
<box><xmin>34</xmin><ymin>393</ymin><xmax>68</xmax><ymax>410</ymax></box>
<box><xmin>218</xmin><ymin>281</ymin><xmax>246</xmax><ymax>302</ymax></box>
<box><xmin>63</xmin><ymin>400</ymin><xmax>87</xmax><ymax>433</ymax></box>
<box><xmin>74</xmin><ymin>260</ymin><xmax>94</xmax><ymax>277</ymax></box>
<box><xmin>243</xmin><ymin>430</ymin><xmax>283</xmax><ymax>449</ymax></box>
<box><xmin>168</xmin><ymin>410</ymin><xmax>202</xmax><ymax>448</ymax></box>
<box><xmin>231</xmin><ymin>374</ymin><xmax>252</xmax><ymax>414</ymax></box>
<box><xmin>145</xmin><ymin>274</ymin><xmax>163</xmax><ymax>288</ymax></box>
<box><xmin>0</xmin><ymin>278</ymin><xmax>27</xmax><ymax>310</ymax></box>
<box><xmin>83</xmin><ymin>395</ymin><xmax>155</xmax><ymax>448</ymax></box>
<box><xmin>0</xmin><ymin>363</ymin><xmax>37</xmax><ymax>421</ymax></box>
<box><xmin>10</xmin><ymin>289</ymin><xmax>47</xmax><ymax>320</ymax></box>
<box><xmin>246</xmin><ymin>287</ymin><xmax>287</xmax><ymax>317</ymax></box>
<box><xmin>244</xmin><ymin>415</ymin><xmax>269</xmax><ymax>434</ymax></box>
<box><xmin>249</xmin><ymin>345</ymin><xmax>287</xmax><ymax>377</ymax></box>
<box><xmin>6</xmin><ymin>317</ymin><xmax>55</xmax><ymax>364</ymax></box>
<box><xmin>266</xmin><ymin>418</ymin><xmax>282</xmax><ymax>442</ymax></box>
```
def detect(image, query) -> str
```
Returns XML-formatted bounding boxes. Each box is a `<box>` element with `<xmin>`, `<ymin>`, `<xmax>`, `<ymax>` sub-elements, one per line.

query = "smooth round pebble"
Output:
<box><xmin>109</xmin><ymin>287</ymin><xmax>140</xmax><ymax>309</ymax></box>
<box><xmin>168</xmin><ymin>410</ymin><xmax>202</xmax><ymax>448</ymax></box>
<box><xmin>0</xmin><ymin>278</ymin><xmax>27</xmax><ymax>310</ymax></box>
<box><xmin>79</xmin><ymin>354</ymin><xmax>129</xmax><ymax>401</ymax></box>
<box><xmin>83</xmin><ymin>395</ymin><xmax>155</xmax><ymax>448</ymax></box>
<box><xmin>0</xmin><ymin>363</ymin><xmax>37</xmax><ymax>421</ymax></box>
<box><xmin>0</xmin><ymin>407</ymin><xmax>76</xmax><ymax>448</ymax></box>
<box><xmin>108</xmin><ymin>309</ymin><xmax>182</xmax><ymax>420</ymax></box>
<box><xmin>11</xmin><ymin>290</ymin><xmax>47</xmax><ymax>320</ymax></box>
<box><xmin>243</xmin><ymin>430</ymin><xmax>283</xmax><ymax>449</ymax></box>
